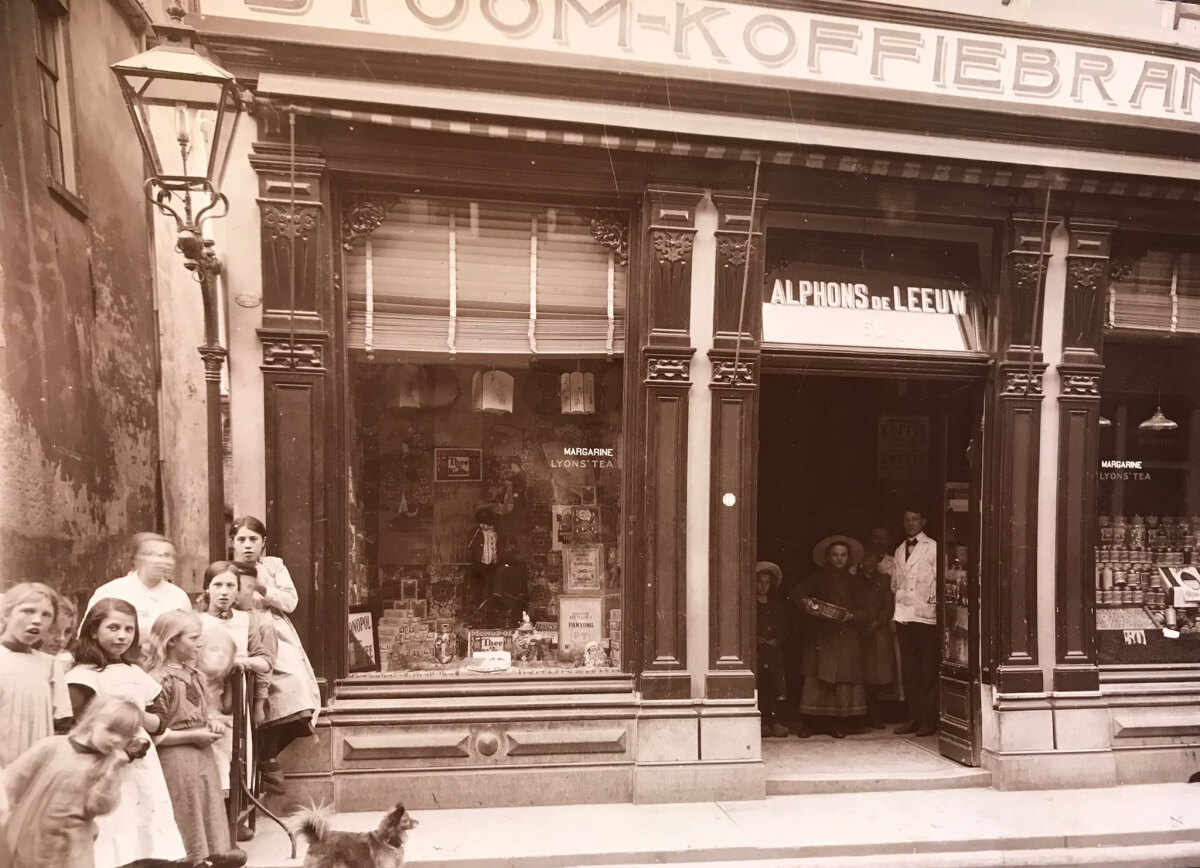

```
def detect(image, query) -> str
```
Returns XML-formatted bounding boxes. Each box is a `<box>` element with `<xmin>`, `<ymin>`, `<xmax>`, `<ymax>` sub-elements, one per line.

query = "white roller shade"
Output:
<box><xmin>345</xmin><ymin>197</ymin><xmax>626</xmax><ymax>356</ymax></box>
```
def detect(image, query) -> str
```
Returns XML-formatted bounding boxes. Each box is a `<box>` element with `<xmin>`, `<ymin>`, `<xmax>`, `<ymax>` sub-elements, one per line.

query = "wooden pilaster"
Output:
<box><xmin>706</xmin><ymin>193</ymin><xmax>763</xmax><ymax>700</ymax></box>
<box><xmin>632</xmin><ymin>188</ymin><xmax>701</xmax><ymax>700</ymax></box>
<box><xmin>991</xmin><ymin>215</ymin><xmax>1051</xmax><ymax>695</ymax></box>
<box><xmin>250</xmin><ymin>122</ymin><xmax>338</xmax><ymax>694</ymax></box>
<box><xmin>1054</xmin><ymin>218</ymin><xmax>1114</xmax><ymax>692</ymax></box>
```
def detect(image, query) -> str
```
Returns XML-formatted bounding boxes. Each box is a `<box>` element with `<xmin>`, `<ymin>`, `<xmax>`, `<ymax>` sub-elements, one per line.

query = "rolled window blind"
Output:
<box><xmin>345</xmin><ymin>197</ymin><xmax>627</xmax><ymax>356</ymax></box>
<box><xmin>1107</xmin><ymin>247</ymin><xmax>1200</xmax><ymax>336</ymax></box>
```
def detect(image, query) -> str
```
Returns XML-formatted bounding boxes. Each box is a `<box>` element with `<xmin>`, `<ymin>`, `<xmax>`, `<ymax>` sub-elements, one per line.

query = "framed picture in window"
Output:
<box><xmin>434</xmin><ymin>448</ymin><xmax>483</xmax><ymax>482</ymax></box>
<box><xmin>348</xmin><ymin>606</ymin><xmax>379</xmax><ymax>673</ymax></box>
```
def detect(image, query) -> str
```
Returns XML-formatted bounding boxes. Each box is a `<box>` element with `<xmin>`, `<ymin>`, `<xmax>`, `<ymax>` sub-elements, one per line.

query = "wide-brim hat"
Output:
<box><xmin>813</xmin><ymin>535</ymin><xmax>865</xmax><ymax>567</ymax></box>
<box><xmin>755</xmin><ymin>561</ymin><xmax>782</xmax><ymax>587</ymax></box>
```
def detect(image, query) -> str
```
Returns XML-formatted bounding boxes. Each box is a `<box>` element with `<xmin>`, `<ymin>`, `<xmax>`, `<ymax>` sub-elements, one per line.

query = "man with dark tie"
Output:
<box><xmin>889</xmin><ymin>506</ymin><xmax>939</xmax><ymax>737</ymax></box>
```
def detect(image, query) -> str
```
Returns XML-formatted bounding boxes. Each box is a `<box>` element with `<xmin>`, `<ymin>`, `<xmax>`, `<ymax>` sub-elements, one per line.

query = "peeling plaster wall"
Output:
<box><xmin>0</xmin><ymin>1</ymin><xmax>158</xmax><ymax>603</ymax></box>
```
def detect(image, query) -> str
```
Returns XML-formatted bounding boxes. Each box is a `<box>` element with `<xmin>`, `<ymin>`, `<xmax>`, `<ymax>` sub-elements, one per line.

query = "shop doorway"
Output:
<box><xmin>756</xmin><ymin>370</ymin><xmax>983</xmax><ymax>770</ymax></box>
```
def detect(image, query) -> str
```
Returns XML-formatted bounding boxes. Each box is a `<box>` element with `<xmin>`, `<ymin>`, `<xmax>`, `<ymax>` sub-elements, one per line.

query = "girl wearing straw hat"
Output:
<box><xmin>788</xmin><ymin>535</ymin><xmax>870</xmax><ymax>739</ymax></box>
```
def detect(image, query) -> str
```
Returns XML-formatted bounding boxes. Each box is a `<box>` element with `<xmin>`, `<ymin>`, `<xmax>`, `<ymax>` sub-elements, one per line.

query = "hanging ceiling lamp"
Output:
<box><xmin>560</xmin><ymin>371</ymin><xmax>595</xmax><ymax>415</ymax></box>
<box><xmin>473</xmin><ymin>370</ymin><xmax>514</xmax><ymax>414</ymax></box>
<box><xmin>1138</xmin><ymin>406</ymin><xmax>1178</xmax><ymax>432</ymax></box>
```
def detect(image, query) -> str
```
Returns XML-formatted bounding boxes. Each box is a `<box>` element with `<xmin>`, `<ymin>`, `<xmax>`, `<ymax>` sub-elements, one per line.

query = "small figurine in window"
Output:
<box><xmin>433</xmin><ymin>622</ymin><xmax>456</xmax><ymax>665</ymax></box>
<box><xmin>511</xmin><ymin>612</ymin><xmax>537</xmax><ymax>662</ymax></box>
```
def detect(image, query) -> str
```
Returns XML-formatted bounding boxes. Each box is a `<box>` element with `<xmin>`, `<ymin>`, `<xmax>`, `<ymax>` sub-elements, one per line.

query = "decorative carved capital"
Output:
<box><xmin>342</xmin><ymin>196</ymin><xmax>399</xmax><ymax>249</ymax></box>
<box><xmin>1066</xmin><ymin>257</ymin><xmax>1108</xmax><ymax>292</ymax></box>
<box><xmin>197</xmin><ymin>345</ymin><xmax>227</xmax><ymax>382</ymax></box>
<box><xmin>1001</xmin><ymin>369</ymin><xmax>1044</xmax><ymax>397</ymax></box>
<box><xmin>263</xmin><ymin>204</ymin><xmax>320</xmax><ymax>241</ymax></box>
<box><xmin>1010</xmin><ymin>252</ymin><xmax>1049</xmax><ymax>293</ymax></box>
<box><xmin>711</xmin><ymin>358</ymin><xmax>755</xmax><ymax>386</ymax></box>
<box><xmin>651</xmin><ymin>230</ymin><xmax>694</xmax><ymax>264</ymax></box>
<box><xmin>584</xmin><ymin>211</ymin><xmax>630</xmax><ymax>266</ymax></box>
<box><xmin>262</xmin><ymin>336</ymin><xmax>325</xmax><ymax>371</ymax></box>
<box><xmin>1061</xmin><ymin>372</ymin><xmax>1101</xmax><ymax>396</ymax></box>
<box><xmin>646</xmin><ymin>355</ymin><xmax>690</xmax><ymax>383</ymax></box>
<box><xmin>716</xmin><ymin>236</ymin><xmax>758</xmax><ymax>268</ymax></box>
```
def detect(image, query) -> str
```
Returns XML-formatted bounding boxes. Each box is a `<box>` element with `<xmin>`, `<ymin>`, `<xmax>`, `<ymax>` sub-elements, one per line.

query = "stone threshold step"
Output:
<box><xmin>766</xmin><ymin>768</ymin><xmax>992</xmax><ymax>795</ymax></box>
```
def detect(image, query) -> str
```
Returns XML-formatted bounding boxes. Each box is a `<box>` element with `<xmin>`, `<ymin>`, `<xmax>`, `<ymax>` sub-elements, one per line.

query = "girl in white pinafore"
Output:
<box><xmin>66</xmin><ymin>598</ymin><xmax>186</xmax><ymax>868</ymax></box>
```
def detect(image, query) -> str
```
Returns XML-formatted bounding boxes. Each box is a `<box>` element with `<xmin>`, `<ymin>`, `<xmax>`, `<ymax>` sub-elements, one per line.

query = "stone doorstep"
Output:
<box><xmin>766</xmin><ymin>767</ymin><xmax>992</xmax><ymax>795</ymax></box>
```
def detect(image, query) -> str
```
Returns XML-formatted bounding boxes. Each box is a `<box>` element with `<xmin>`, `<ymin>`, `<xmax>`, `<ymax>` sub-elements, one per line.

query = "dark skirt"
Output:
<box><xmin>158</xmin><ymin>741</ymin><xmax>229</xmax><ymax>862</ymax></box>
<box><xmin>799</xmin><ymin>677</ymin><xmax>867</xmax><ymax>718</ymax></box>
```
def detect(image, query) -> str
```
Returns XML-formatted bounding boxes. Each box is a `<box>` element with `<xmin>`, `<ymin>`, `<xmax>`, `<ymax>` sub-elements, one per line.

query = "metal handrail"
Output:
<box><xmin>227</xmin><ymin>670</ymin><xmax>296</xmax><ymax>858</ymax></box>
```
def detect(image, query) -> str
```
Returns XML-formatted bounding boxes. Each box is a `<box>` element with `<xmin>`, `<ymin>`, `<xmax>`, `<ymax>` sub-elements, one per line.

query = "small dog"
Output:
<box><xmin>289</xmin><ymin>802</ymin><xmax>417</xmax><ymax>868</ymax></box>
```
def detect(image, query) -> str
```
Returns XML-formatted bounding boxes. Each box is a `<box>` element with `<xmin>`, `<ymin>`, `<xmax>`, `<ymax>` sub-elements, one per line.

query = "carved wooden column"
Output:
<box><xmin>991</xmin><ymin>214</ymin><xmax>1052</xmax><ymax>695</ymax></box>
<box><xmin>632</xmin><ymin>188</ymin><xmax>701</xmax><ymax>700</ymax></box>
<box><xmin>1054</xmin><ymin>219</ymin><xmax>1114</xmax><ymax>692</ymax></box>
<box><xmin>706</xmin><ymin>193</ymin><xmax>764</xmax><ymax>700</ymax></box>
<box><xmin>250</xmin><ymin>126</ymin><xmax>336</xmax><ymax>693</ymax></box>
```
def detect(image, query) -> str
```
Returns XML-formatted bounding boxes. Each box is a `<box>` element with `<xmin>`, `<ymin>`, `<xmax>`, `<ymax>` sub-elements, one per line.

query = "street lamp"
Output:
<box><xmin>113</xmin><ymin>21</ymin><xmax>244</xmax><ymax>562</ymax></box>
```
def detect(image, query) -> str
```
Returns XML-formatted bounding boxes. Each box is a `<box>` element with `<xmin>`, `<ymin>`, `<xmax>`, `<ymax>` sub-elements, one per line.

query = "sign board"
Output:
<box><xmin>559</xmin><ymin>594</ymin><xmax>603</xmax><ymax>651</ymax></box>
<box><xmin>763</xmin><ymin>264</ymin><xmax>978</xmax><ymax>351</ymax></box>
<box><xmin>199</xmin><ymin>0</ymin><xmax>1200</xmax><ymax>130</ymax></box>
<box><xmin>348</xmin><ymin>607</ymin><xmax>379</xmax><ymax>672</ymax></box>
<box><xmin>878</xmin><ymin>416</ymin><xmax>930</xmax><ymax>481</ymax></box>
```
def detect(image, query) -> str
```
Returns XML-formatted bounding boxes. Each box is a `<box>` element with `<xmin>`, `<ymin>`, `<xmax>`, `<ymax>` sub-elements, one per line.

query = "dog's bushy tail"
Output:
<box><xmin>287</xmin><ymin>803</ymin><xmax>333</xmax><ymax>844</ymax></box>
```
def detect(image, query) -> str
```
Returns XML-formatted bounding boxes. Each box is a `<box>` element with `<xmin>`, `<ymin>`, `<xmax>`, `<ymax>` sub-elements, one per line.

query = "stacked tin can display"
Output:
<box><xmin>1096</xmin><ymin>515</ymin><xmax>1200</xmax><ymax>609</ymax></box>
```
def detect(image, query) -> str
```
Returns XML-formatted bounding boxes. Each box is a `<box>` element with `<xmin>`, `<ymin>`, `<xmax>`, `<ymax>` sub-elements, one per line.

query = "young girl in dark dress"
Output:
<box><xmin>144</xmin><ymin>610</ymin><xmax>242</xmax><ymax>867</ymax></box>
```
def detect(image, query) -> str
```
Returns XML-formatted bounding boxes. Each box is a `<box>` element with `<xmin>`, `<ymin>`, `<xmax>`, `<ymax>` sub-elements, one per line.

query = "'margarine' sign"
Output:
<box><xmin>762</xmin><ymin>265</ymin><xmax>978</xmax><ymax>352</ymax></box>
<box><xmin>199</xmin><ymin>0</ymin><xmax>1200</xmax><ymax>130</ymax></box>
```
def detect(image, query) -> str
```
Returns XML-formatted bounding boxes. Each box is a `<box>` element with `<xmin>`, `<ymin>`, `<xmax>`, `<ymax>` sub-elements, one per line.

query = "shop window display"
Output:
<box><xmin>348</xmin><ymin>360</ymin><xmax>624</xmax><ymax>676</ymax></box>
<box><xmin>1095</xmin><ymin>336</ymin><xmax>1200</xmax><ymax>665</ymax></box>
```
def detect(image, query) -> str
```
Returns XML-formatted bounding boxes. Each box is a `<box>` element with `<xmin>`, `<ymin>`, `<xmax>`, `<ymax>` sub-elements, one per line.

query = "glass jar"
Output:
<box><xmin>1129</xmin><ymin>515</ymin><xmax>1147</xmax><ymax>550</ymax></box>
<box><xmin>1098</xmin><ymin>516</ymin><xmax>1113</xmax><ymax>546</ymax></box>
<box><xmin>1113</xmin><ymin>516</ymin><xmax>1129</xmax><ymax>548</ymax></box>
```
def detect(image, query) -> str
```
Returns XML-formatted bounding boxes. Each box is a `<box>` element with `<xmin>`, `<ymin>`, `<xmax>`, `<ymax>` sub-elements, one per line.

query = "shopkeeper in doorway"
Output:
<box><xmin>890</xmin><ymin>507</ymin><xmax>939</xmax><ymax>738</ymax></box>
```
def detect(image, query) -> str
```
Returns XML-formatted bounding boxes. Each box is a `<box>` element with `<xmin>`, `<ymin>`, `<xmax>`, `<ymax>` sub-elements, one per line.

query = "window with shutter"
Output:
<box><xmin>343</xmin><ymin>196</ymin><xmax>629</xmax><ymax>357</ymax></box>
<box><xmin>1107</xmin><ymin>236</ymin><xmax>1200</xmax><ymax>336</ymax></box>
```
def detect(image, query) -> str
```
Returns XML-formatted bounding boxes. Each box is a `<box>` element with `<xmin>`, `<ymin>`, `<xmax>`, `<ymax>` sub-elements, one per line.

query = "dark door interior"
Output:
<box><xmin>757</xmin><ymin>371</ymin><xmax>983</xmax><ymax>765</ymax></box>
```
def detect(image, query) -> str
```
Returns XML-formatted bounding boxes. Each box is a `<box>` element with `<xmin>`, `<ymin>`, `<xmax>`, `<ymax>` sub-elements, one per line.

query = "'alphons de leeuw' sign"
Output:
<box><xmin>200</xmin><ymin>0</ymin><xmax>1200</xmax><ymax>128</ymax></box>
<box><xmin>762</xmin><ymin>265</ymin><xmax>979</xmax><ymax>353</ymax></box>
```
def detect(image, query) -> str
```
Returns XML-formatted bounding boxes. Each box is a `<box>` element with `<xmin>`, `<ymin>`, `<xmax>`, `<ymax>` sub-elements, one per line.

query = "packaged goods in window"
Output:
<box><xmin>350</xmin><ymin>359</ymin><xmax>624</xmax><ymax>677</ymax></box>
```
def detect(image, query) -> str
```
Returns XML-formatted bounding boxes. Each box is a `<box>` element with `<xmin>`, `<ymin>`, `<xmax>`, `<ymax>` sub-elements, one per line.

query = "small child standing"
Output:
<box><xmin>196</xmin><ymin>629</ymin><xmax>237</xmax><ymax>793</ymax></box>
<box><xmin>0</xmin><ymin>583</ymin><xmax>73</xmax><ymax>767</ymax></box>
<box><xmin>67</xmin><ymin>598</ymin><xmax>186</xmax><ymax>868</ymax></box>
<box><xmin>145</xmin><ymin>610</ymin><xmax>242</xmax><ymax>866</ymax></box>
<box><xmin>41</xmin><ymin>595</ymin><xmax>79</xmax><ymax>669</ymax></box>
<box><xmin>0</xmin><ymin>697</ymin><xmax>141</xmax><ymax>868</ymax></box>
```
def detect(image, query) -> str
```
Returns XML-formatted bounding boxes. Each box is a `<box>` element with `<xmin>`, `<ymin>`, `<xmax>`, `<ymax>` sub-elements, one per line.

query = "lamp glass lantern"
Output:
<box><xmin>112</xmin><ymin>44</ymin><xmax>243</xmax><ymax>191</ymax></box>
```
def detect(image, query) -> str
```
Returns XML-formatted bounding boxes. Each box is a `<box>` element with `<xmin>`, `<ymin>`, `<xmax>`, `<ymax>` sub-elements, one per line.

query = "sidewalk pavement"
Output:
<box><xmin>243</xmin><ymin>782</ymin><xmax>1200</xmax><ymax>868</ymax></box>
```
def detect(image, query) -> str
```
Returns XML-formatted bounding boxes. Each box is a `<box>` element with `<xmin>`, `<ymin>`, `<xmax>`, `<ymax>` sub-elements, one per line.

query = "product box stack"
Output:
<box><xmin>378</xmin><ymin>601</ymin><xmax>438</xmax><ymax>671</ymax></box>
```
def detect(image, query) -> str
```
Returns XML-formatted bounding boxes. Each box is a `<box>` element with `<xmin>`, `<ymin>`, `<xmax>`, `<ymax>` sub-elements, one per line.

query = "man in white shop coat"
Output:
<box><xmin>890</xmin><ymin>507</ymin><xmax>939</xmax><ymax>737</ymax></box>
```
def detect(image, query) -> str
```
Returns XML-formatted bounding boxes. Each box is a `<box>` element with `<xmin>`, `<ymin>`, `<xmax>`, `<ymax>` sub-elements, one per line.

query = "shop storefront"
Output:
<box><xmin>187</xmin><ymin>0</ymin><xmax>1200</xmax><ymax>807</ymax></box>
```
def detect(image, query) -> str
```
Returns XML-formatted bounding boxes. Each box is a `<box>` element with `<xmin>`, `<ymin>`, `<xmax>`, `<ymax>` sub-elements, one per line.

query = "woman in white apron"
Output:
<box><xmin>230</xmin><ymin>516</ymin><xmax>322</xmax><ymax>792</ymax></box>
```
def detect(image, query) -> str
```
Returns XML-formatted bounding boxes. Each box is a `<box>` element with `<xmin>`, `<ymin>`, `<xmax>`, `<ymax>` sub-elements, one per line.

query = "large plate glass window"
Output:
<box><xmin>343</xmin><ymin>195</ymin><xmax>628</xmax><ymax>677</ymax></box>
<box><xmin>1095</xmin><ymin>233</ymin><xmax>1200</xmax><ymax>665</ymax></box>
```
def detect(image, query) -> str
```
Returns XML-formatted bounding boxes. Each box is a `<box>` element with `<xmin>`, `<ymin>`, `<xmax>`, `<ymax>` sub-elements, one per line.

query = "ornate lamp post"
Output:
<box><xmin>112</xmin><ymin>24</ymin><xmax>244</xmax><ymax>561</ymax></box>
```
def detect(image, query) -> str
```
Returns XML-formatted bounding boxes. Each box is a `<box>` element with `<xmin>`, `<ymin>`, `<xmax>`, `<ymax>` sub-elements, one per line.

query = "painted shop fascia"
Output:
<box><xmin>185</xmin><ymin>0</ymin><xmax>1200</xmax><ymax>806</ymax></box>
